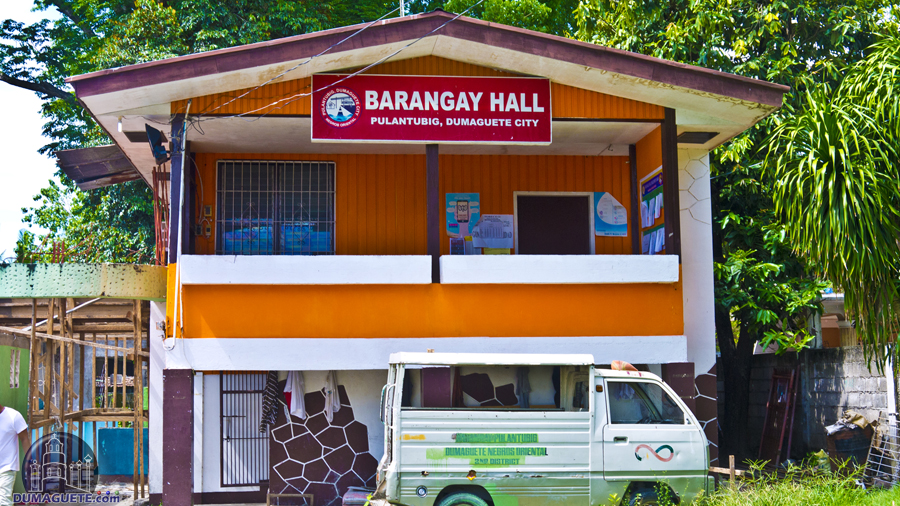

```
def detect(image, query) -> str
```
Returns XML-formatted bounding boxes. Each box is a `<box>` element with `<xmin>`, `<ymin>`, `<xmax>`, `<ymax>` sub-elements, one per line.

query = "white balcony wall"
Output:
<box><xmin>179</xmin><ymin>254</ymin><xmax>432</xmax><ymax>284</ymax></box>
<box><xmin>440</xmin><ymin>254</ymin><xmax>679</xmax><ymax>284</ymax></box>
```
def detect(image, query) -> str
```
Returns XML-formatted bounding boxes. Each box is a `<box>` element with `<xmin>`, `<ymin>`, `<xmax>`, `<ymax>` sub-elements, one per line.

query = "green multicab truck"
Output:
<box><xmin>363</xmin><ymin>353</ymin><xmax>711</xmax><ymax>506</ymax></box>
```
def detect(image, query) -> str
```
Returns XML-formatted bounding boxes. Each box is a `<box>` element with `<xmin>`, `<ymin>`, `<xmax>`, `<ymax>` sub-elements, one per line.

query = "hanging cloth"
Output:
<box><xmin>284</xmin><ymin>371</ymin><xmax>307</xmax><ymax>420</ymax></box>
<box><xmin>324</xmin><ymin>370</ymin><xmax>341</xmax><ymax>423</ymax></box>
<box><xmin>259</xmin><ymin>371</ymin><xmax>280</xmax><ymax>432</ymax></box>
<box><xmin>516</xmin><ymin>367</ymin><xmax>531</xmax><ymax>409</ymax></box>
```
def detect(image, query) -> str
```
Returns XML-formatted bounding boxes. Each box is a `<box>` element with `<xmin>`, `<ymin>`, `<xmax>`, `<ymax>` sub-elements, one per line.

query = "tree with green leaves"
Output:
<box><xmin>1</xmin><ymin>0</ymin><xmax>400</xmax><ymax>263</ymax></box>
<box><xmin>767</xmin><ymin>33</ymin><xmax>900</xmax><ymax>368</ymax></box>
<box><xmin>430</xmin><ymin>0</ymin><xmax>578</xmax><ymax>35</ymax></box>
<box><xmin>575</xmin><ymin>0</ymin><xmax>896</xmax><ymax>457</ymax></box>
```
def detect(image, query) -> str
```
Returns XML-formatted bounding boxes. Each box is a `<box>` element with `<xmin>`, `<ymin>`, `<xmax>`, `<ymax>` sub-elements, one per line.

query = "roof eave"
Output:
<box><xmin>67</xmin><ymin>10</ymin><xmax>788</xmax><ymax>108</ymax></box>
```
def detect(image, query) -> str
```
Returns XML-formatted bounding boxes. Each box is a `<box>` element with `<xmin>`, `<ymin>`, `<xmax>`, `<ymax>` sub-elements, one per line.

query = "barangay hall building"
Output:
<box><xmin>62</xmin><ymin>9</ymin><xmax>788</xmax><ymax>506</ymax></box>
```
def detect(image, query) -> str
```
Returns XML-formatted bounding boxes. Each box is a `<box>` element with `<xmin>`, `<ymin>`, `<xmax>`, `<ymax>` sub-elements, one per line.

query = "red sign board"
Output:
<box><xmin>311</xmin><ymin>74</ymin><xmax>552</xmax><ymax>144</ymax></box>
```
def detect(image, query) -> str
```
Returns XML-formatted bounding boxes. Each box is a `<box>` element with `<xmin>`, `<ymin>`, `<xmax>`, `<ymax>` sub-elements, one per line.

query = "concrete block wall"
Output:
<box><xmin>719</xmin><ymin>346</ymin><xmax>894</xmax><ymax>459</ymax></box>
<box><xmin>804</xmin><ymin>347</ymin><xmax>890</xmax><ymax>450</ymax></box>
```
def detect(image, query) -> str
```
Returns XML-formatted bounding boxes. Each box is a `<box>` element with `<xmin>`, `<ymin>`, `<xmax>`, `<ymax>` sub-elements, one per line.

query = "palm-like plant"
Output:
<box><xmin>767</xmin><ymin>34</ymin><xmax>900</xmax><ymax>365</ymax></box>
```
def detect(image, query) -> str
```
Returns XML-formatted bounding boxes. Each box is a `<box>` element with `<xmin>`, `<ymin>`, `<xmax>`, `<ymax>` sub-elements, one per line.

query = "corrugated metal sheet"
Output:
<box><xmin>56</xmin><ymin>145</ymin><xmax>141</xmax><ymax>190</ymax></box>
<box><xmin>193</xmin><ymin>152</ymin><xmax>631</xmax><ymax>256</ymax></box>
<box><xmin>173</xmin><ymin>56</ymin><xmax>663</xmax><ymax>120</ymax></box>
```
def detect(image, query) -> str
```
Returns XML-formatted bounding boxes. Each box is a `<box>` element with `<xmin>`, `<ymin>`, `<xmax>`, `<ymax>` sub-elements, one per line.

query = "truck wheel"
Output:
<box><xmin>627</xmin><ymin>490</ymin><xmax>660</xmax><ymax>506</ymax></box>
<box><xmin>435</xmin><ymin>492</ymin><xmax>491</xmax><ymax>506</ymax></box>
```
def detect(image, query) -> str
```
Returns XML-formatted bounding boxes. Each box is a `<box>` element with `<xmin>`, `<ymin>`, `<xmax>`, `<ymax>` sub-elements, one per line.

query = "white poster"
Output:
<box><xmin>472</xmin><ymin>214</ymin><xmax>514</xmax><ymax>249</ymax></box>
<box><xmin>593</xmin><ymin>192</ymin><xmax>628</xmax><ymax>237</ymax></box>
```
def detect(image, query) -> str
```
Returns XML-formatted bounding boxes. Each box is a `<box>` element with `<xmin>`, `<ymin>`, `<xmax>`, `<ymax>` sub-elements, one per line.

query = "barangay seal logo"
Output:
<box><xmin>321</xmin><ymin>87</ymin><xmax>360</xmax><ymax>128</ymax></box>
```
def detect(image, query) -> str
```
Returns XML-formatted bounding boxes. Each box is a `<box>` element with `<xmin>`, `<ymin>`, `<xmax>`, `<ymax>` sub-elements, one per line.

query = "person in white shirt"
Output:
<box><xmin>0</xmin><ymin>404</ymin><xmax>29</xmax><ymax>506</ymax></box>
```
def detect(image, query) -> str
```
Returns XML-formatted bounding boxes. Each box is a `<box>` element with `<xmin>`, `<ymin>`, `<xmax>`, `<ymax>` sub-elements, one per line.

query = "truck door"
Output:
<box><xmin>602</xmin><ymin>379</ymin><xmax>706</xmax><ymax>481</ymax></box>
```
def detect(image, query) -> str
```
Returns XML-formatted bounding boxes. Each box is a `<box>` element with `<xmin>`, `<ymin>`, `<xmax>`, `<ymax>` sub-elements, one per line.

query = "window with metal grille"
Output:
<box><xmin>220</xmin><ymin>373</ymin><xmax>269</xmax><ymax>487</ymax></box>
<box><xmin>216</xmin><ymin>161</ymin><xmax>335</xmax><ymax>255</ymax></box>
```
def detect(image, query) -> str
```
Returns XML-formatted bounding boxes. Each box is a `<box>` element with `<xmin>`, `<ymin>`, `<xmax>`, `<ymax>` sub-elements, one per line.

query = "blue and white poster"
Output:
<box><xmin>446</xmin><ymin>193</ymin><xmax>480</xmax><ymax>237</ymax></box>
<box><xmin>594</xmin><ymin>192</ymin><xmax>628</xmax><ymax>237</ymax></box>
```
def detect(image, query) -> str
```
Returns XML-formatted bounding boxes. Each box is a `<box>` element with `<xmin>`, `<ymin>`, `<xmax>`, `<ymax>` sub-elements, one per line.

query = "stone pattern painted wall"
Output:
<box><xmin>695</xmin><ymin>365</ymin><xmax>718</xmax><ymax>464</ymax></box>
<box><xmin>459</xmin><ymin>373</ymin><xmax>518</xmax><ymax>407</ymax></box>
<box><xmin>269</xmin><ymin>384</ymin><xmax>378</xmax><ymax>506</ymax></box>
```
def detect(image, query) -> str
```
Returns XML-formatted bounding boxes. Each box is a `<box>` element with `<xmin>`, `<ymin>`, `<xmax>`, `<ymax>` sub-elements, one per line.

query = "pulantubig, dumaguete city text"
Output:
<box><xmin>365</xmin><ymin>91</ymin><xmax>545</xmax><ymax>127</ymax></box>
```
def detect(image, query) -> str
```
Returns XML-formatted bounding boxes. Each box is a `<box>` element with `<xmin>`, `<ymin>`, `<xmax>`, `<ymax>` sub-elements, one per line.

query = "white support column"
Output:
<box><xmin>678</xmin><ymin>148</ymin><xmax>719</xmax><ymax>463</ymax></box>
<box><xmin>678</xmin><ymin>148</ymin><xmax>716</xmax><ymax>376</ymax></box>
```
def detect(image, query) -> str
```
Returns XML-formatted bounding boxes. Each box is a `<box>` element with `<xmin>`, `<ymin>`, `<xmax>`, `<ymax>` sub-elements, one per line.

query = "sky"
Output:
<box><xmin>0</xmin><ymin>0</ymin><xmax>59</xmax><ymax>259</ymax></box>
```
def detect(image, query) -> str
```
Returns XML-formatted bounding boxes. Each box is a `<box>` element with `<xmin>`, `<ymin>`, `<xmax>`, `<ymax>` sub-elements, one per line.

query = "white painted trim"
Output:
<box><xmin>440</xmin><ymin>254</ymin><xmax>679</xmax><ymax>284</ymax></box>
<box><xmin>390</xmin><ymin>352</ymin><xmax>595</xmax><ymax>366</ymax></box>
<box><xmin>513</xmin><ymin>192</ymin><xmax>595</xmax><ymax>254</ymax></box>
<box><xmin>179</xmin><ymin>254</ymin><xmax>432</xmax><ymax>284</ymax></box>
<box><xmin>169</xmin><ymin>335</ymin><xmax>688</xmax><ymax>371</ymax></box>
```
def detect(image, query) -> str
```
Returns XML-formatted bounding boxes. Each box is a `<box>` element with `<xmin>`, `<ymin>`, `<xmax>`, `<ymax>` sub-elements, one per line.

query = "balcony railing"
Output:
<box><xmin>179</xmin><ymin>255</ymin><xmax>432</xmax><ymax>284</ymax></box>
<box><xmin>440</xmin><ymin>254</ymin><xmax>678</xmax><ymax>284</ymax></box>
<box><xmin>179</xmin><ymin>254</ymin><xmax>678</xmax><ymax>285</ymax></box>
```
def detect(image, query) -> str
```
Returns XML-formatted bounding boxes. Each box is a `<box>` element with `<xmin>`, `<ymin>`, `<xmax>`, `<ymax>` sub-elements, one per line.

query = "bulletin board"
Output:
<box><xmin>640</xmin><ymin>167</ymin><xmax>665</xmax><ymax>255</ymax></box>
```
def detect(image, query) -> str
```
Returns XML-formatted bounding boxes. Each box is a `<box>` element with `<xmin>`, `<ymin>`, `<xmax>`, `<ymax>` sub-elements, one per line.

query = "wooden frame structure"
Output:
<box><xmin>0</xmin><ymin>298</ymin><xmax>149</xmax><ymax>499</ymax></box>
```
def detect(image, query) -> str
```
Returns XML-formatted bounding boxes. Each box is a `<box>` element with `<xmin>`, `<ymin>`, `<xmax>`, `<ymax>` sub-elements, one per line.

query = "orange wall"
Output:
<box><xmin>635</xmin><ymin>126</ymin><xmax>665</xmax><ymax>245</ymax></box>
<box><xmin>192</xmin><ymin>152</ymin><xmax>633</xmax><ymax>255</ymax></box>
<box><xmin>439</xmin><ymin>154</ymin><xmax>632</xmax><ymax>255</ymax></box>
<box><xmin>179</xmin><ymin>281</ymin><xmax>684</xmax><ymax>339</ymax></box>
<box><xmin>172</xmin><ymin>56</ymin><xmax>664</xmax><ymax>120</ymax></box>
<box><xmin>636</xmin><ymin>125</ymin><xmax>662</xmax><ymax>180</ymax></box>
<box><xmin>194</xmin><ymin>152</ymin><xmax>427</xmax><ymax>256</ymax></box>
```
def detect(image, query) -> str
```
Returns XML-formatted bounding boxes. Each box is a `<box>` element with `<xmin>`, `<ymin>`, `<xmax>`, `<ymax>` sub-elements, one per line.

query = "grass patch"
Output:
<box><xmin>702</xmin><ymin>462</ymin><xmax>900</xmax><ymax>506</ymax></box>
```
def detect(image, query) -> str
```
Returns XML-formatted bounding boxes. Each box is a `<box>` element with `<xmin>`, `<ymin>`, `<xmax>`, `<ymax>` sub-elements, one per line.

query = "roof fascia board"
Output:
<box><xmin>79</xmin><ymin>39</ymin><xmax>432</xmax><ymax>117</ymax></box>
<box><xmin>431</xmin><ymin>36</ymin><xmax>776</xmax><ymax>125</ymax></box>
<box><xmin>82</xmin><ymin>35</ymin><xmax>775</xmax><ymax>128</ymax></box>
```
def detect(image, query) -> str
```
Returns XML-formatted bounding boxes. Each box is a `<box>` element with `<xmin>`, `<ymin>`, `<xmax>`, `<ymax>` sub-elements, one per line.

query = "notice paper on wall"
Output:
<box><xmin>446</xmin><ymin>193</ymin><xmax>480</xmax><ymax>237</ymax></box>
<box><xmin>593</xmin><ymin>192</ymin><xmax>628</xmax><ymax>237</ymax></box>
<box><xmin>642</xmin><ymin>224</ymin><xmax>665</xmax><ymax>255</ymax></box>
<box><xmin>472</xmin><ymin>214</ymin><xmax>514</xmax><ymax>249</ymax></box>
<box><xmin>640</xmin><ymin>167</ymin><xmax>664</xmax><ymax>228</ymax></box>
<box><xmin>450</xmin><ymin>237</ymin><xmax>466</xmax><ymax>255</ymax></box>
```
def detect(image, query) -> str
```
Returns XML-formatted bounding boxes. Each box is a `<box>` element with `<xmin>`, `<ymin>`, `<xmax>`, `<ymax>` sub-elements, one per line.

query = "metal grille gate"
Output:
<box><xmin>220</xmin><ymin>373</ymin><xmax>269</xmax><ymax>487</ymax></box>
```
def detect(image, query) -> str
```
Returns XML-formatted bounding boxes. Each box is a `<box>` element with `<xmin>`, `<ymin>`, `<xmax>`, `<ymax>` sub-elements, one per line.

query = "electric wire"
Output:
<box><xmin>165</xmin><ymin>99</ymin><xmax>191</xmax><ymax>352</ymax></box>
<box><xmin>191</xmin><ymin>1</ymin><xmax>485</xmax><ymax>127</ymax></box>
<box><xmin>195</xmin><ymin>5</ymin><xmax>401</xmax><ymax>118</ymax></box>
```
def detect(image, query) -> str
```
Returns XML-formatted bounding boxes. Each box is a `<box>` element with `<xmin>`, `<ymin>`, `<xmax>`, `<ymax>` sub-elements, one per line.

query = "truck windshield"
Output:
<box><xmin>607</xmin><ymin>381</ymin><xmax>686</xmax><ymax>424</ymax></box>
